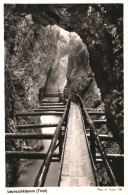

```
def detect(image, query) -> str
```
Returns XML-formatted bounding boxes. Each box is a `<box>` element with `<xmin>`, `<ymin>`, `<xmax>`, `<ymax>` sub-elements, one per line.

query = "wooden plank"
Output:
<box><xmin>41</xmin><ymin>101</ymin><xmax>63</xmax><ymax>104</ymax></box>
<box><xmin>37</xmin><ymin>107</ymin><xmax>65</xmax><ymax>110</ymax></box>
<box><xmin>41</xmin><ymin>102</ymin><xmax>65</xmax><ymax>105</ymax></box>
<box><xmin>17</xmin><ymin>123</ymin><xmax>58</xmax><ymax>129</ymax></box>
<box><xmin>42</xmin><ymin>97</ymin><xmax>60</xmax><ymax>103</ymax></box>
<box><xmin>88</xmin><ymin>111</ymin><xmax>105</xmax><ymax>115</ymax></box>
<box><xmin>6</xmin><ymin>151</ymin><xmax>59</xmax><ymax>159</ymax></box>
<box><xmin>87</xmin><ymin>134</ymin><xmax>113</xmax><ymax>141</ymax></box>
<box><xmin>73</xmin><ymin>94</ymin><xmax>118</xmax><ymax>186</ymax></box>
<box><xmin>15</xmin><ymin>112</ymin><xmax>63</xmax><ymax>116</ymax></box>
<box><xmin>59</xmin><ymin>102</ymin><xmax>96</xmax><ymax>186</ymax></box>
<box><xmin>34</xmin><ymin>96</ymin><xmax>71</xmax><ymax>187</ymax></box>
<box><xmin>45</xmin><ymin>94</ymin><xmax>59</xmax><ymax>97</ymax></box>
<box><xmin>96</xmin><ymin>153</ymin><xmax>124</xmax><ymax>159</ymax></box>
<box><xmin>33</xmin><ymin>108</ymin><xmax>65</xmax><ymax>112</ymax></box>
<box><xmin>92</xmin><ymin>120</ymin><xmax>107</xmax><ymax>124</ymax></box>
<box><xmin>86</xmin><ymin>108</ymin><xmax>101</xmax><ymax>110</ymax></box>
<box><xmin>38</xmin><ymin>106</ymin><xmax>65</xmax><ymax>109</ymax></box>
<box><xmin>5</xmin><ymin>133</ymin><xmax>54</xmax><ymax>139</ymax></box>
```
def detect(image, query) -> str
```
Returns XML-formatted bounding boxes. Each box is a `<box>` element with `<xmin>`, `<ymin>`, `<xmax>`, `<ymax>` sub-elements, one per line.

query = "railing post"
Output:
<box><xmin>64</xmin><ymin>112</ymin><xmax>68</xmax><ymax>128</ymax></box>
<box><xmin>59</xmin><ymin>128</ymin><xmax>63</xmax><ymax>161</ymax></box>
<box><xmin>59</xmin><ymin>92</ymin><xmax>61</xmax><ymax>102</ymax></box>
<box><xmin>90</xmin><ymin>127</ymin><xmax>96</xmax><ymax>162</ymax></box>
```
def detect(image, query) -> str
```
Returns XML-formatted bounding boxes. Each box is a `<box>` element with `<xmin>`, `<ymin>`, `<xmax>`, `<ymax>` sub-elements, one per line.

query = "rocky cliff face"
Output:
<box><xmin>66</xmin><ymin>32</ymin><xmax>101</xmax><ymax>107</ymax></box>
<box><xmin>15</xmin><ymin>4</ymin><xmax>123</xmax><ymax>150</ymax></box>
<box><xmin>5</xmin><ymin>5</ymin><xmax>59</xmax><ymax>186</ymax></box>
<box><xmin>45</xmin><ymin>28</ymin><xmax>70</xmax><ymax>92</ymax></box>
<box><xmin>45</xmin><ymin>28</ymin><xmax>101</xmax><ymax>108</ymax></box>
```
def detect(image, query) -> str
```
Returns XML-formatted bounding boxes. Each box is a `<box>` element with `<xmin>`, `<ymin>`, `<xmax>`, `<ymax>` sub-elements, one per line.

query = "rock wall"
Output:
<box><xmin>45</xmin><ymin>30</ymin><xmax>70</xmax><ymax>92</ymax></box>
<box><xmin>66</xmin><ymin>32</ymin><xmax>101</xmax><ymax>107</ymax></box>
<box><xmin>4</xmin><ymin>5</ymin><xmax>59</xmax><ymax>186</ymax></box>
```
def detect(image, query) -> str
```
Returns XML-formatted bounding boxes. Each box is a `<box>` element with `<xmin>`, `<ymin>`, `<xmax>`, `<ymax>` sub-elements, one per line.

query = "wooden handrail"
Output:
<box><xmin>17</xmin><ymin>123</ymin><xmax>59</xmax><ymax>129</ymax></box>
<box><xmin>6</xmin><ymin>88</ymin><xmax>120</xmax><ymax>186</ymax></box>
<box><xmin>6</xmin><ymin>151</ymin><xmax>59</xmax><ymax>159</ymax></box>
<box><xmin>87</xmin><ymin>134</ymin><xmax>113</xmax><ymax>141</ymax></box>
<box><xmin>88</xmin><ymin>111</ymin><xmax>105</xmax><ymax>115</ymax></box>
<box><xmin>57</xmin><ymin>107</ymin><xmax>70</xmax><ymax>186</ymax></box>
<box><xmin>33</xmin><ymin>108</ymin><xmax>65</xmax><ymax>112</ymax></box>
<box><xmin>38</xmin><ymin>106</ymin><xmax>66</xmax><ymax>108</ymax></box>
<box><xmin>41</xmin><ymin>101</ymin><xmax>65</xmax><ymax>104</ymax></box>
<box><xmin>5</xmin><ymin>133</ymin><xmax>55</xmax><ymax>139</ymax></box>
<box><xmin>15</xmin><ymin>112</ymin><xmax>63</xmax><ymax>116</ymax></box>
<box><xmin>96</xmin><ymin>153</ymin><xmax>124</xmax><ymax>159</ymax></box>
<box><xmin>72</xmin><ymin>93</ymin><xmax>118</xmax><ymax>186</ymax></box>
<box><xmin>34</xmin><ymin>96</ymin><xmax>71</xmax><ymax>187</ymax></box>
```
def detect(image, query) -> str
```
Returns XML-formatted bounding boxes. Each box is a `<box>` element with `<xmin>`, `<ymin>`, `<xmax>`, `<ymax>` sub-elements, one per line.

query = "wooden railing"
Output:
<box><xmin>44</xmin><ymin>89</ymin><xmax>60</xmax><ymax>97</ymax></box>
<box><xmin>6</xmin><ymin>89</ymin><xmax>121</xmax><ymax>186</ymax></box>
<box><xmin>70</xmin><ymin>93</ymin><xmax>118</xmax><ymax>186</ymax></box>
<box><xmin>6</xmin><ymin>96</ymin><xmax>71</xmax><ymax>186</ymax></box>
<box><xmin>34</xmin><ymin>96</ymin><xmax>71</xmax><ymax>187</ymax></box>
<box><xmin>57</xmin><ymin>93</ymin><xmax>99</xmax><ymax>186</ymax></box>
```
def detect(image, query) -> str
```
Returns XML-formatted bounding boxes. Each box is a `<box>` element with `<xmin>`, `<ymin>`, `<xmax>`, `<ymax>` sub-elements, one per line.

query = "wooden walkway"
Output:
<box><xmin>59</xmin><ymin>102</ymin><xmax>96</xmax><ymax>186</ymax></box>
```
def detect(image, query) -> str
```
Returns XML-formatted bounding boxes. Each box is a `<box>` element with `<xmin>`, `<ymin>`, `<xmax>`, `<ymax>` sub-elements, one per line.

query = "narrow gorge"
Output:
<box><xmin>5</xmin><ymin>4</ymin><xmax>123</xmax><ymax>187</ymax></box>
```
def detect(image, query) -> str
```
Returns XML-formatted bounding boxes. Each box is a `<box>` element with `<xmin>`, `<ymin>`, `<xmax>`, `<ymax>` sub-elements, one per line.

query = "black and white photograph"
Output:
<box><xmin>1</xmin><ymin>1</ymin><xmax>128</xmax><ymax>194</ymax></box>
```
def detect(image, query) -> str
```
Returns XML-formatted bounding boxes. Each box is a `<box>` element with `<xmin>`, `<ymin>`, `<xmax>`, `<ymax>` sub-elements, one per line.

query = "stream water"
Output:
<box><xmin>13</xmin><ymin>54</ymin><xmax>68</xmax><ymax>187</ymax></box>
<box><xmin>13</xmin><ymin>115</ymin><xmax>61</xmax><ymax>187</ymax></box>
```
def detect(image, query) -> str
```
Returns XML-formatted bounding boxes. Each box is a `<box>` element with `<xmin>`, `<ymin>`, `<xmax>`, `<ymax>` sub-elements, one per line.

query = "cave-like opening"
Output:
<box><xmin>39</xmin><ymin>24</ymin><xmax>102</xmax><ymax>108</ymax></box>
